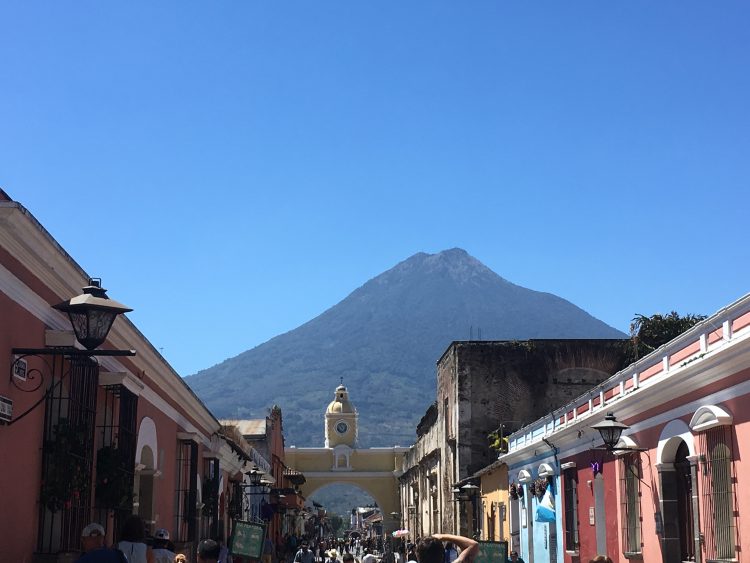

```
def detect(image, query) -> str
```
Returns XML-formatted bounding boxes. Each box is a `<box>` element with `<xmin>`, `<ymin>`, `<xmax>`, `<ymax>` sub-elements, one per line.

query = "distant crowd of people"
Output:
<box><xmin>74</xmin><ymin>515</ymin><xmax>614</xmax><ymax>563</ymax></box>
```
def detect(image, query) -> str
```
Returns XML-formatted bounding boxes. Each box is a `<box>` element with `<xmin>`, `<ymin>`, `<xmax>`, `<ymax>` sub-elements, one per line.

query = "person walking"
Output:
<box><xmin>152</xmin><ymin>529</ymin><xmax>175</xmax><ymax>563</ymax></box>
<box><xmin>75</xmin><ymin>523</ymin><xmax>127</xmax><ymax>563</ymax></box>
<box><xmin>294</xmin><ymin>541</ymin><xmax>316</xmax><ymax>563</ymax></box>
<box><xmin>117</xmin><ymin>514</ymin><xmax>155</xmax><ymax>563</ymax></box>
<box><xmin>508</xmin><ymin>551</ymin><xmax>525</xmax><ymax>563</ymax></box>
<box><xmin>198</xmin><ymin>539</ymin><xmax>221</xmax><ymax>563</ymax></box>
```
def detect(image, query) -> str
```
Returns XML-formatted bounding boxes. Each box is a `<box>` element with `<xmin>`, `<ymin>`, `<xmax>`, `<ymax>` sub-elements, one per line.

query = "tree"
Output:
<box><xmin>328</xmin><ymin>514</ymin><xmax>345</xmax><ymax>536</ymax></box>
<box><xmin>629</xmin><ymin>311</ymin><xmax>706</xmax><ymax>361</ymax></box>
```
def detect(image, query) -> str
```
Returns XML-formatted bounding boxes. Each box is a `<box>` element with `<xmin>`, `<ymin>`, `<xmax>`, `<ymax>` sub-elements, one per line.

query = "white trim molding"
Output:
<box><xmin>518</xmin><ymin>469</ymin><xmax>532</xmax><ymax>483</ymax></box>
<box><xmin>657</xmin><ymin>419</ymin><xmax>695</xmax><ymax>464</ymax></box>
<box><xmin>538</xmin><ymin>463</ymin><xmax>555</xmax><ymax>477</ymax></box>
<box><xmin>689</xmin><ymin>405</ymin><xmax>733</xmax><ymax>432</ymax></box>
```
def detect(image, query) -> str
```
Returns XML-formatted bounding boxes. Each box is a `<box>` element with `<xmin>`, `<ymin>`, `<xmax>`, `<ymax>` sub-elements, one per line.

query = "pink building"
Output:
<box><xmin>0</xmin><ymin>192</ymin><xmax>249</xmax><ymax>561</ymax></box>
<box><xmin>502</xmin><ymin>293</ymin><xmax>750</xmax><ymax>563</ymax></box>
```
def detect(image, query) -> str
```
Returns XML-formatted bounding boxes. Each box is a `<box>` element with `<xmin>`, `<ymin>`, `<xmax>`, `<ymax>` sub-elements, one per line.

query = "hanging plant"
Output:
<box><xmin>95</xmin><ymin>446</ymin><xmax>133</xmax><ymax>509</ymax></box>
<box><xmin>533</xmin><ymin>477</ymin><xmax>548</xmax><ymax>499</ymax></box>
<box><xmin>509</xmin><ymin>482</ymin><xmax>519</xmax><ymax>500</ymax></box>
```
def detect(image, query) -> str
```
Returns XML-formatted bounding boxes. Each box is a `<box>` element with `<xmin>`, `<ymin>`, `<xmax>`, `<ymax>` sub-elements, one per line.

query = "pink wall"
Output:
<box><xmin>0</xmin><ymin>293</ymin><xmax>53</xmax><ymax>563</ymax></box>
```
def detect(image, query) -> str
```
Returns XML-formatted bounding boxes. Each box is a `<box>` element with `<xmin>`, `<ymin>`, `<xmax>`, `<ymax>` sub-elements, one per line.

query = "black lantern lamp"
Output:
<box><xmin>244</xmin><ymin>465</ymin><xmax>266</xmax><ymax>487</ymax></box>
<box><xmin>591</xmin><ymin>412</ymin><xmax>630</xmax><ymax>451</ymax></box>
<box><xmin>53</xmin><ymin>278</ymin><xmax>132</xmax><ymax>350</ymax></box>
<box><xmin>461</xmin><ymin>483</ymin><xmax>479</xmax><ymax>495</ymax></box>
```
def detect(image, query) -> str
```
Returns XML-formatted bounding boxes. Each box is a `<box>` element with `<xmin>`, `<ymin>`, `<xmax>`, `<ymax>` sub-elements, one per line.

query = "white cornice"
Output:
<box><xmin>99</xmin><ymin>371</ymin><xmax>145</xmax><ymax>396</ymax></box>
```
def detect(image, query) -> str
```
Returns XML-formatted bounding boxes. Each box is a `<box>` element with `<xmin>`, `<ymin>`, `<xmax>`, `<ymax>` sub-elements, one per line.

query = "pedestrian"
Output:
<box><xmin>416</xmin><ymin>534</ymin><xmax>478</xmax><ymax>563</ymax></box>
<box><xmin>263</xmin><ymin>534</ymin><xmax>275</xmax><ymax>563</ymax></box>
<box><xmin>443</xmin><ymin>543</ymin><xmax>457</xmax><ymax>563</ymax></box>
<box><xmin>174</xmin><ymin>555</ymin><xmax>188</xmax><ymax>563</ymax></box>
<box><xmin>405</xmin><ymin>544</ymin><xmax>417</xmax><ymax>563</ymax></box>
<box><xmin>342</xmin><ymin>552</ymin><xmax>357</xmax><ymax>563</ymax></box>
<box><xmin>295</xmin><ymin>541</ymin><xmax>316</xmax><ymax>563</ymax></box>
<box><xmin>362</xmin><ymin>549</ymin><xmax>376</xmax><ymax>563</ymax></box>
<box><xmin>509</xmin><ymin>551</ymin><xmax>525</xmax><ymax>563</ymax></box>
<box><xmin>152</xmin><ymin>529</ymin><xmax>176</xmax><ymax>563</ymax></box>
<box><xmin>75</xmin><ymin>523</ymin><xmax>127</xmax><ymax>563</ymax></box>
<box><xmin>198</xmin><ymin>539</ymin><xmax>221</xmax><ymax>563</ymax></box>
<box><xmin>117</xmin><ymin>514</ymin><xmax>155</xmax><ymax>563</ymax></box>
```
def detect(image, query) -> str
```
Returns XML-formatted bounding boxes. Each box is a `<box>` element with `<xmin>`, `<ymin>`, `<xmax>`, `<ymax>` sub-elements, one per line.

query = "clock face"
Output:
<box><xmin>336</xmin><ymin>421</ymin><xmax>349</xmax><ymax>434</ymax></box>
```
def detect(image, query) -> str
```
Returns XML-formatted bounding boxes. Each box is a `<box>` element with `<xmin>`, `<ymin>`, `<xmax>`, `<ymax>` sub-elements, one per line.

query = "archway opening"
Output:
<box><xmin>306</xmin><ymin>483</ymin><xmax>395</xmax><ymax>555</ymax></box>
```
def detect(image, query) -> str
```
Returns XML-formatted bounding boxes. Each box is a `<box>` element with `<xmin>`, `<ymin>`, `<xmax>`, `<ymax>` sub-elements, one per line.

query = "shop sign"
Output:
<box><xmin>0</xmin><ymin>395</ymin><xmax>13</xmax><ymax>423</ymax></box>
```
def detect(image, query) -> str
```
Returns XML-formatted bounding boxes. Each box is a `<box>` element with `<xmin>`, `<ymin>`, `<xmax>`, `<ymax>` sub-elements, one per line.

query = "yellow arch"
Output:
<box><xmin>285</xmin><ymin>446</ymin><xmax>407</xmax><ymax>532</ymax></box>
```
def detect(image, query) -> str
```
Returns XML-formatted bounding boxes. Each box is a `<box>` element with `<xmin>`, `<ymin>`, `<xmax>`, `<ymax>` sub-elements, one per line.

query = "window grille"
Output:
<box><xmin>175</xmin><ymin>440</ymin><xmax>198</xmax><ymax>542</ymax></box>
<box><xmin>93</xmin><ymin>385</ymin><xmax>138</xmax><ymax>538</ymax></box>
<box><xmin>37</xmin><ymin>356</ymin><xmax>99</xmax><ymax>553</ymax></box>
<box><xmin>201</xmin><ymin>458</ymin><xmax>220</xmax><ymax>539</ymax></box>
<box><xmin>619</xmin><ymin>454</ymin><xmax>642</xmax><ymax>556</ymax></box>
<box><xmin>697</xmin><ymin>426</ymin><xmax>738</xmax><ymax>562</ymax></box>
<box><xmin>563</xmin><ymin>469</ymin><xmax>579</xmax><ymax>551</ymax></box>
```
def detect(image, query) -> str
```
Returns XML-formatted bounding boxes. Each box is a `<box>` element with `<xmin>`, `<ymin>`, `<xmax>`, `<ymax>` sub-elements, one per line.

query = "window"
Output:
<box><xmin>175</xmin><ymin>439</ymin><xmax>198</xmax><ymax>542</ymax></box>
<box><xmin>619</xmin><ymin>454</ymin><xmax>642</xmax><ymax>556</ymax></box>
<box><xmin>93</xmin><ymin>385</ymin><xmax>138</xmax><ymax>537</ymax></box>
<box><xmin>698</xmin><ymin>426</ymin><xmax>738</xmax><ymax>562</ymax></box>
<box><xmin>37</xmin><ymin>357</ymin><xmax>99</xmax><ymax>553</ymax></box>
<box><xmin>201</xmin><ymin>457</ymin><xmax>220</xmax><ymax>539</ymax></box>
<box><xmin>563</xmin><ymin>469</ymin><xmax>579</xmax><ymax>552</ymax></box>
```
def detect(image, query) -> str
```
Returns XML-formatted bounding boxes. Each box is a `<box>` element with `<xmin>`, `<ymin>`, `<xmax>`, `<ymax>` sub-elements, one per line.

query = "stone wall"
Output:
<box><xmin>401</xmin><ymin>339</ymin><xmax>630</xmax><ymax>535</ymax></box>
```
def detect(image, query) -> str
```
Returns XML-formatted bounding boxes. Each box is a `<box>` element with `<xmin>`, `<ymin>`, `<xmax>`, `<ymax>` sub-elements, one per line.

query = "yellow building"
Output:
<box><xmin>476</xmin><ymin>460</ymin><xmax>509</xmax><ymax>542</ymax></box>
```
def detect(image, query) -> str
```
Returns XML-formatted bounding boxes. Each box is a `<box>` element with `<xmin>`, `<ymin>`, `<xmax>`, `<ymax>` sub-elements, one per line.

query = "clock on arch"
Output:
<box><xmin>335</xmin><ymin>420</ymin><xmax>349</xmax><ymax>434</ymax></box>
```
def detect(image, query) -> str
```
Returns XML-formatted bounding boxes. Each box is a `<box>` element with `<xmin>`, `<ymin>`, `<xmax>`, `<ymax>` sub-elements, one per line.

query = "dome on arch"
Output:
<box><xmin>326</xmin><ymin>384</ymin><xmax>356</xmax><ymax>414</ymax></box>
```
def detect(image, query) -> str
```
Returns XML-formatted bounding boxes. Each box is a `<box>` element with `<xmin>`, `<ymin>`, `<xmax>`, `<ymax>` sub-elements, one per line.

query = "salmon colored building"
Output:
<box><xmin>501</xmin><ymin>292</ymin><xmax>750</xmax><ymax>563</ymax></box>
<box><xmin>0</xmin><ymin>192</ymin><xmax>250</xmax><ymax>562</ymax></box>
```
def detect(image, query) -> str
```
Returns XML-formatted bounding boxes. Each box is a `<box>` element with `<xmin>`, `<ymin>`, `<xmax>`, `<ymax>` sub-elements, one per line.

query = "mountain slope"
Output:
<box><xmin>186</xmin><ymin>249</ymin><xmax>625</xmax><ymax>446</ymax></box>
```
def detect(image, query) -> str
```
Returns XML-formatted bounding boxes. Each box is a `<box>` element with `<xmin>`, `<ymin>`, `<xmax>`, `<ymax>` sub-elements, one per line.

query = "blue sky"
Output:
<box><xmin>2</xmin><ymin>1</ymin><xmax>748</xmax><ymax>377</ymax></box>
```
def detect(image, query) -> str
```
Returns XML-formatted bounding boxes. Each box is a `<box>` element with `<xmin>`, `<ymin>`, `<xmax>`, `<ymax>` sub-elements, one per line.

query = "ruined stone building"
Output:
<box><xmin>398</xmin><ymin>339</ymin><xmax>630</xmax><ymax>536</ymax></box>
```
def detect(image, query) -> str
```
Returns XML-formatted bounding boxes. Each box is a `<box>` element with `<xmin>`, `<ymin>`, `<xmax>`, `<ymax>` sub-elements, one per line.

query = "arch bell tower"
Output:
<box><xmin>284</xmin><ymin>382</ymin><xmax>407</xmax><ymax>533</ymax></box>
<box><xmin>325</xmin><ymin>383</ymin><xmax>358</xmax><ymax>450</ymax></box>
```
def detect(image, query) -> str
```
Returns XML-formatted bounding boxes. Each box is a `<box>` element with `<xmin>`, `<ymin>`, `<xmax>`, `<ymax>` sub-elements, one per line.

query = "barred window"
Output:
<box><xmin>175</xmin><ymin>440</ymin><xmax>198</xmax><ymax>542</ymax></box>
<box><xmin>563</xmin><ymin>469</ymin><xmax>579</xmax><ymax>551</ymax></box>
<box><xmin>698</xmin><ymin>426</ymin><xmax>738</xmax><ymax>562</ymax></box>
<box><xmin>619</xmin><ymin>454</ymin><xmax>642</xmax><ymax>556</ymax></box>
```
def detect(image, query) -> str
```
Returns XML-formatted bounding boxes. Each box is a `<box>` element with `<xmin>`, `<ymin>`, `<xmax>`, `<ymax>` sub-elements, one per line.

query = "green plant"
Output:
<box><xmin>629</xmin><ymin>311</ymin><xmax>706</xmax><ymax>361</ymax></box>
<box><xmin>40</xmin><ymin>419</ymin><xmax>89</xmax><ymax>512</ymax></box>
<box><xmin>95</xmin><ymin>446</ymin><xmax>133</xmax><ymax>509</ymax></box>
<box><xmin>487</xmin><ymin>430</ymin><xmax>509</xmax><ymax>453</ymax></box>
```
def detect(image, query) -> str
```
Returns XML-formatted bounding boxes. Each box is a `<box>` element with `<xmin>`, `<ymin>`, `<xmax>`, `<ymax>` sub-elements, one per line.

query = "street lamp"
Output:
<box><xmin>591</xmin><ymin>412</ymin><xmax>630</xmax><ymax>451</ymax></box>
<box><xmin>53</xmin><ymin>279</ymin><xmax>132</xmax><ymax>350</ymax></box>
<box><xmin>8</xmin><ymin>279</ymin><xmax>134</xmax><ymax>426</ymax></box>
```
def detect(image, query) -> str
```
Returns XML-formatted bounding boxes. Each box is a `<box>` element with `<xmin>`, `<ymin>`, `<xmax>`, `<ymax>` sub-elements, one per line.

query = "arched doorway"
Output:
<box><xmin>134</xmin><ymin>417</ymin><xmax>159</xmax><ymax>532</ymax></box>
<box><xmin>658</xmin><ymin>431</ymin><xmax>698</xmax><ymax>563</ymax></box>
<box><xmin>674</xmin><ymin>442</ymin><xmax>695</xmax><ymax>561</ymax></box>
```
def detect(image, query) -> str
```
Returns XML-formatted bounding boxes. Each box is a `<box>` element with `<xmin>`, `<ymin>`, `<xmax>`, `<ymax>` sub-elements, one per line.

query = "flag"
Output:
<box><xmin>535</xmin><ymin>485</ymin><xmax>556</xmax><ymax>523</ymax></box>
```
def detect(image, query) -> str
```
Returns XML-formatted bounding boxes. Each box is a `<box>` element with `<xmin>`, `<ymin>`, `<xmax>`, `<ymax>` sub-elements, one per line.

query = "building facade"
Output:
<box><xmin>0</xmin><ymin>193</ymin><xmax>249</xmax><ymax>561</ymax></box>
<box><xmin>399</xmin><ymin>339</ymin><xmax>631</xmax><ymax>537</ymax></box>
<box><xmin>501</xmin><ymin>293</ymin><xmax>750</xmax><ymax>563</ymax></box>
